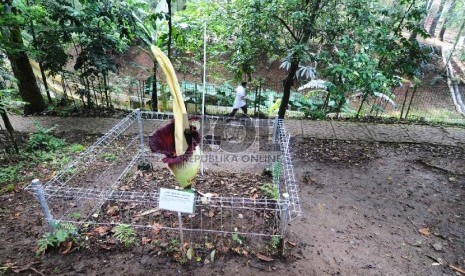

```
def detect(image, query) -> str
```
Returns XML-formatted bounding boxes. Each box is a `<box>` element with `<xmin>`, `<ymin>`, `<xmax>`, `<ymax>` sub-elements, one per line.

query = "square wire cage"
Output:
<box><xmin>26</xmin><ymin>110</ymin><xmax>300</xmax><ymax>243</ymax></box>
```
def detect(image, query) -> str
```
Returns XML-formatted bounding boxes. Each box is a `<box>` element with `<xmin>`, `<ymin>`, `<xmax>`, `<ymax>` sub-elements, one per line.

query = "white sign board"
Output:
<box><xmin>158</xmin><ymin>188</ymin><xmax>195</xmax><ymax>214</ymax></box>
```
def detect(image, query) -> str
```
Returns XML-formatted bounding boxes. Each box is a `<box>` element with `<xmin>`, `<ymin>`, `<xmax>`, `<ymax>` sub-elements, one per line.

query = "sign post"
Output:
<box><xmin>159</xmin><ymin>188</ymin><xmax>195</xmax><ymax>253</ymax></box>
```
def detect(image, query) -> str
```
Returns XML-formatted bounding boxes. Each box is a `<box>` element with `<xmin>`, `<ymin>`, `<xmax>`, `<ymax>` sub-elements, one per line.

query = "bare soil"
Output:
<box><xmin>1</xmin><ymin>131</ymin><xmax>465</xmax><ymax>275</ymax></box>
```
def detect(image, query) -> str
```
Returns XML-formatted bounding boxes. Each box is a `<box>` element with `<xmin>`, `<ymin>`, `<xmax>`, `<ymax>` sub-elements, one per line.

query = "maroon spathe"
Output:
<box><xmin>149</xmin><ymin>120</ymin><xmax>200</xmax><ymax>165</ymax></box>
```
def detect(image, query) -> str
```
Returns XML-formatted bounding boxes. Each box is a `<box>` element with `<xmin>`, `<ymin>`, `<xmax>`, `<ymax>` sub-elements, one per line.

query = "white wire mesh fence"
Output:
<box><xmin>26</xmin><ymin>110</ymin><xmax>300</xmax><ymax>243</ymax></box>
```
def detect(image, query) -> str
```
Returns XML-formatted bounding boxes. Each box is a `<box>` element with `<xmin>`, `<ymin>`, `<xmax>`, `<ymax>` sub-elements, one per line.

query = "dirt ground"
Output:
<box><xmin>1</xmin><ymin>132</ymin><xmax>465</xmax><ymax>276</ymax></box>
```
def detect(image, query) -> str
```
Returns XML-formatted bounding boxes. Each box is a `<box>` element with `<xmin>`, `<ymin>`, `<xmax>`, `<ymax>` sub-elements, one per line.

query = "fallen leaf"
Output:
<box><xmin>153</xmin><ymin>223</ymin><xmax>162</xmax><ymax>235</ymax></box>
<box><xmin>419</xmin><ymin>227</ymin><xmax>430</xmax><ymax>236</ymax></box>
<box><xmin>186</xmin><ymin>248</ymin><xmax>194</xmax><ymax>260</ymax></box>
<box><xmin>205</xmin><ymin>242</ymin><xmax>214</xmax><ymax>249</ymax></box>
<box><xmin>61</xmin><ymin>241</ymin><xmax>73</xmax><ymax>254</ymax></box>
<box><xmin>256</xmin><ymin>252</ymin><xmax>274</xmax><ymax>262</ymax></box>
<box><xmin>210</xmin><ymin>249</ymin><xmax>216</xmax><ymax>262</ymax></box>
<box><xmin>106</xmin><ymin>206</ymin><xmax>119</xmax><ymax>216</ymax></box>
<box><xmin>141</xmin><ymin>237</ymin><xmax>151</xmax><ymax>245</ymax></box>
<box><xmin>231</xmin><ymin>247</ymin><xmax>248</xmax><ymax>256</ymax></box>
<box><xmin>93</xmin><ymin>226</ymin><xmax>110</xmax><ymax>236</ymax></box>
<box><xmin>208</xmin><ymin>210</ymin><xmax>215</xmax><ymax>218</ymax></box>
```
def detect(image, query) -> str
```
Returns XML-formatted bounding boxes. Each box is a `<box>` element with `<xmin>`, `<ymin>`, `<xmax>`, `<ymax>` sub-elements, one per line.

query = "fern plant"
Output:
<box><xmin>113</xmin><ymin>224</ymin><xmax>137</xmax><ymax>247</ymax></box>
<box><xmin>26</xmin><ymin>125</ymin><xmax>65</xmax><ymax>152</ymax></box>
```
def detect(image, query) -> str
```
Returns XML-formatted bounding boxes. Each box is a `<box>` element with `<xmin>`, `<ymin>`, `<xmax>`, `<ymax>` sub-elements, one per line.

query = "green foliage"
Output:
<box><xmin>69</xmin><ymin>212</ymin><xmax>81</xmax><ymax>219</ymax></box>
<box><xmin>0</xmin><ymin>53</ymin><xmax>21</xmax><ymax>114</ymax></box>
<box><xmin>0</xmin><ymin>166</ymin><xmax>19</xmax><ymax>188</ymax></box>
<box><xmin>68</xmin><ymin>144</ymin><xmax>85</xmax><ymax>153</ymax></box>
<box><xmin>270</xmin><ymin>236</ymin><xmax>281</xmax><ymax>249</ymax></box>
<box><xmin>259</xmin><ymin>183</ymin><xmax>279</xmax><ymax>200</ymax></box>
<box><xmin>231</xmin><ymin>232</ymin><xmax>244</xmax><ymax>245</ymax></box>
<box><xmin>102</xmin><ymin>152</ymin><xmax>118</xmax><ymax>162</ymax></box>
<box><xmin>113</xmin><ymin>224</ymin><xmax>137</xmax><ymax>247</ymax></box>
<box><xmin>26</xmin><ymin>125</ymin><xmax>65</xmax><ymax>152</ymax></box>
<box><xmin>36</xmin><ymin>222</ymin><xmax>77</xmax><ymax>255</ymax></box>
<box><xmin>272</xmin><ymin>161</ymin><xmax>282</xmax><ymax>184</ymax></box>
<box><xmin>0</xmin><ymin>183</ymin><xmax>15</xmax><ymax>195</ymax></box>
<box><xmin>1</xmin><ymin>125</ymin><xmax>85</xmax><ymax>187</ymax></box>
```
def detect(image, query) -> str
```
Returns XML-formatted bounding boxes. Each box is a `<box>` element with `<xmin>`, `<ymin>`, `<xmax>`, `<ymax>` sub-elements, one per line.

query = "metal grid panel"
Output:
<box><xmin>28</xmin><ymin>110</ymin><xmax>299</xmax><ymax>239</ymax></box>
<box><xmin>277</xmin><ymin>119</ymin><xmax>301</xmax><ymax>219</ymax></box>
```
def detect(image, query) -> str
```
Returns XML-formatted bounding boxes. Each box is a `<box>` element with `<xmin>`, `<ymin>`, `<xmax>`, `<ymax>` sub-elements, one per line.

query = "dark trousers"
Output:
<box><xmin>229</xmin><ymin>104</ymin><xmax>248</xmax><ymax>117</ymax></box>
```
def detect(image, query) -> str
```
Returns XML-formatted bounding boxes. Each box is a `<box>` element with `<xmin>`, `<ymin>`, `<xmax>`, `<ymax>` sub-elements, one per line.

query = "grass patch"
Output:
<box><xmin>1</xmin><ymin>125</ymin><xmax>86</xmax><ymax>190</ymax></box>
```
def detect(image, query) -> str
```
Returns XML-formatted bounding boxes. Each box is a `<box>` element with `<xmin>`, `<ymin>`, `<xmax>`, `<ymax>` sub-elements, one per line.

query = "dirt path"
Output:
<box><xmin>3</xmin><ymin>114</ymin><xmax>465</xmax><ymax>146</ymax></box>
<box><xmin>1</xmin><ymin>116</ymin><xmax>465</xmax><ymax>275</ymax></box>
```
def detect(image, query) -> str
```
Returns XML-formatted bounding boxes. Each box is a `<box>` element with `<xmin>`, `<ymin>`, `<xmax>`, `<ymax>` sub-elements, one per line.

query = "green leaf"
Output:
<box><xmin>186</xmin><ymin>247</ymin><xmax>194</xmax><ymax>260</ymax></box>
<box><xmin>55</xmin><ymin>229</ymin><xmax>68</xmax><ymax>243</ymax></box>
<box><xmin>210</xmin><ymin>249</ymin><xmax>216</xmax><ymax>263</ymax></box>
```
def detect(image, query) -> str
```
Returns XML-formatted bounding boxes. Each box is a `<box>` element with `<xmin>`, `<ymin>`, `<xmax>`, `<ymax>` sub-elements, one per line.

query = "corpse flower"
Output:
<box><xmin>148</xmin><ymin>45</ymin><xmax>201</xmax><ymax>188</ymax></box>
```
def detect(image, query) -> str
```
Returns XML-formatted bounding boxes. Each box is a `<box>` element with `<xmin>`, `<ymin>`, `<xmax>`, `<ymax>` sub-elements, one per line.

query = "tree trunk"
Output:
<box><xmin>409</xmin><ymin>1</ymin><xmax>428</xmax><ymax>41</ymax></box>
<box><xmin>355</xmin><ymin>94</ymin><xmax>367</xmax><ymax>118</ymax></box>
<box><xmin>404</xmin><ymin>85</ymin><xmax>418</xmax><ymax>119</ymax></box>
<box><xmin>151</xmin><ymin>64</ymin><xmax>158</xmax><ymax>111</ymax></box>
<box><xmin>439</xmin><ymin>21</ymin><xmax>447</xmax><ymax>41</ymax></box>
<box><xmin>438</xmin><ymin>0</ymin><xmax>457</xmax><ymax>41</ymax></box>
<box><xmin>400</xmin><ymin>85</ymin><xmax>410</xmax><ymax>119</ymax></box>
<box><xmin>445</xmin><ymin>19</ymin><xmax>465</xmax><ymax>66</ymax></box>
<box><xmin>278</xmin><ymin>58</ymin><xmax>299</xmax><ymax>119</ymax></box>
<box><xmin>7</xmin><ymin>28</ymin><xmax>46</xmax><ymax>115</ymax></box>
<box><xmin>103</xmin><ymin>73</ymin><xmax>110</xmax><ymax>107</ymax></box>
<box><xmin>0</xmin><ymin>110</ymin><xmax>19</xmax><ymax>154</ymax></box>
<box><xmin>429</xmin><ymin>0</ymin><xmax>445</xmax><ymax>37</ymax></box>
<box><xmin>27</xmin><ymin>0</ymin><xmax>52</xmax><ymax>105</ymax></box>
<box><xmin>39</xmin><ymin>64</ymin><xmax>52</xmax><ymax>104</ymax></box>
<box><xmin>278</xmin><ymin>0</ymin><xmax>321</xmax><ymax>119</ymax></box>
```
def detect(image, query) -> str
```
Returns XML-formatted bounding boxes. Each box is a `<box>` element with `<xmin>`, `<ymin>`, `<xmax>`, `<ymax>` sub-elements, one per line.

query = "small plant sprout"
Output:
<box><xmin>259</xmin><ymin>183</ymin><xmax>279</xmax><ymax>199</ymax></box>
<box><xmin>102</xmin><ymin>152</ymin><xmax>118</xmax><ymax>162</ymax></box>
<box><xmin>113</xmin><ymin>224</ymin><xmax>137</xmax><ymax>247</ymax></box>
<box><xmin>69</xmin><ymin>212</ymin><xmax>81</xmax><ymax>219</ymax></box>
<box><xmin>271</xmin><ymin>236</ymin><xmax>281</xmax><ymax>249</ymax></box>
<box><xmin>36</xmin><ymin>222</ymin><xmax>78</xmax><ymax>255</ymax></box>
<box><xmin>231</xmin><ymin>228</ymin><xmax>244</xmax><ymax>245</ymax></box>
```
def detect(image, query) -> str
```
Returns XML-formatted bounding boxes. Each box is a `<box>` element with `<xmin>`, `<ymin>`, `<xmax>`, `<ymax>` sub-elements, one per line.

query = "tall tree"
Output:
<box><xmin>233</xmin><ymin>0</ymin><xmax>323</xmax><ymax>118</ymax></box>
<box><xmin>0</xmin><ymin>53</ymin><xmax>18</xmax><ymax>153</ymax></box>
<box><xmin>439</xmin><ymin>0</ymin><xmax>457</xmax><ymax>41</ymax></box>
<box><xmin>0</xmin><ymin>1</ymin><xmax>46</xmax><ymax>114</ymax></box>
<box><xmin>409</xmin><ymin>0</ymin><xmax>429</xmax><ymax>41</ymax></box>
<box><xmin>429</xmin><ymin>0</ymin><xmax>446</xmax><ymax>36</ymax></box>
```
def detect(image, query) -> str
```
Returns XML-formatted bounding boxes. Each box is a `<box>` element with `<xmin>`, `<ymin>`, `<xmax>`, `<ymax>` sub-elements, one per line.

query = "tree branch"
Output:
<box><xmin>275</xmin><ymin>16</ymin><xmax>299</xmax><ymax>42</ymax></box>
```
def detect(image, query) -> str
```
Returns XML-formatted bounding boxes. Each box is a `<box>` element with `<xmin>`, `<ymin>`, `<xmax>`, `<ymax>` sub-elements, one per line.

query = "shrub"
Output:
<box><xmin>26</xmin><ymin>125</ymin><xmax>65</xmax><ymax>152</ymax></box>
<box><xmin>36</xmin><ymin>222</ymin><xmax>78</xmax><ymax>255</ymax></box>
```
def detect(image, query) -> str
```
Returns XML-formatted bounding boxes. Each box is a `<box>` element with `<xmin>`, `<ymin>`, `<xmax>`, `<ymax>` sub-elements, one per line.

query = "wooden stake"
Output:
<box><xmin>449</xmin><ymin>265</ymin><xmax>465</xmax><ymax>275</ymax></box>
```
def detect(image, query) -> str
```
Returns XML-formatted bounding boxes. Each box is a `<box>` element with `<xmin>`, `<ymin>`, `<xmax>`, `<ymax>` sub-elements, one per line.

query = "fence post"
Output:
<box><xmin>31</xmin><ymin>179</ymin><xmax>54</xmax><ymax>231</ymax></box>
<box><xmin>280</xmin><ymin>192</ymin><xmax>290</xmax><ymax>256</ymax></box>
<box><xmin>272</xmin><ymin>115</ymin><xmax>279</xmax><ymax>144</ymax></box>
<box><xmin>280</xmin><ymin>193</ymin><xmax>290</xmax><ymax>237</ymax></box>
<box><xmin>136</xmin><ymin>109</ymin><xmax>148</xmax><ymax>167</ymax></box>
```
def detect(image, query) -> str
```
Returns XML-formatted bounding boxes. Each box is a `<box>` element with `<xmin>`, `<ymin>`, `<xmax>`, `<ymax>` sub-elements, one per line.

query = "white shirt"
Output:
<box><xmin>233</xmin><ymin>85</ymin><xmax>246</xmax><ymax>109</ymax></box>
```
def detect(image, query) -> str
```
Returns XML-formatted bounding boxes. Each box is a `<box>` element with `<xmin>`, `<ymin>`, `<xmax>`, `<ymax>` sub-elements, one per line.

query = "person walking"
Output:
<box><xmin>229</xmin><ymin>81</ymin><xmax>247</xmax><ymax>117</ymax></box>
